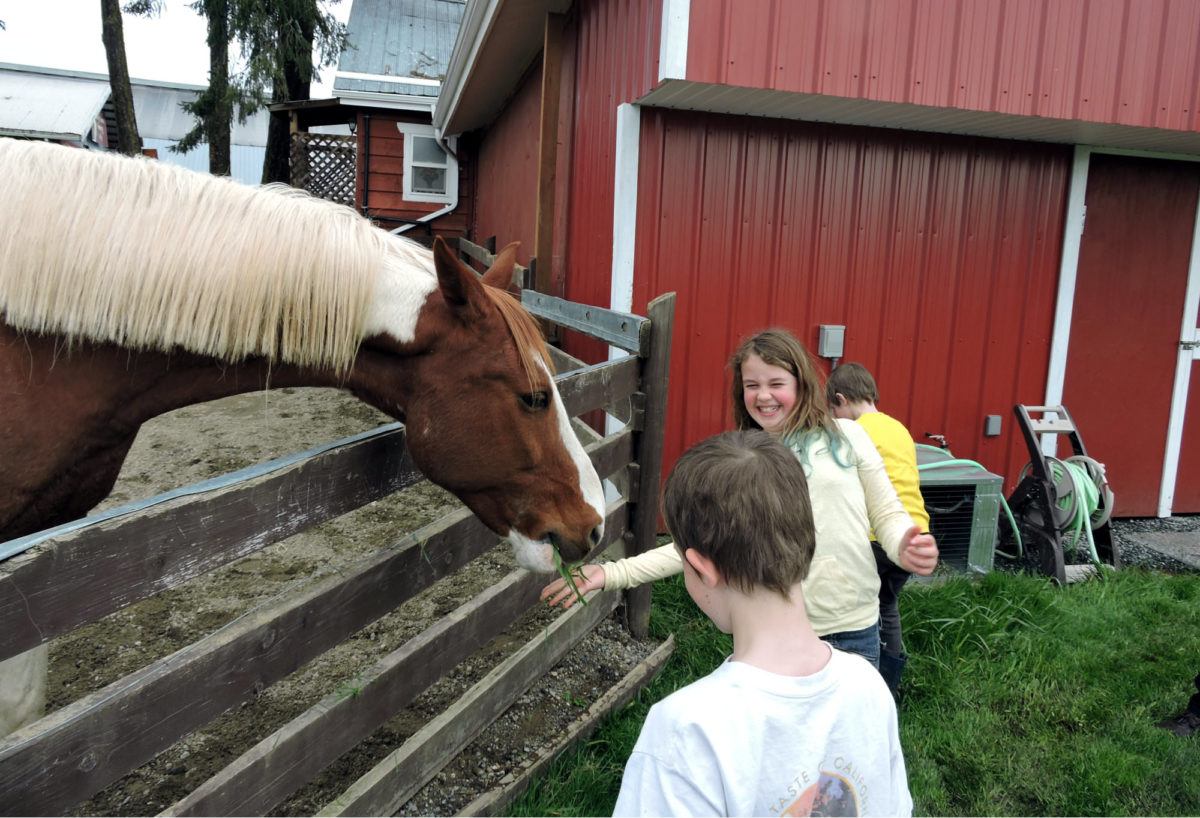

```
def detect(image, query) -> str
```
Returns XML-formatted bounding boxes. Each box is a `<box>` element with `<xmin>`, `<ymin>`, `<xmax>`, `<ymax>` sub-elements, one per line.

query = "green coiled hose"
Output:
<box><xmin>916</xmin><ymin>444</ymin><xmax>1114</xmax><ymax>569</ymax></box>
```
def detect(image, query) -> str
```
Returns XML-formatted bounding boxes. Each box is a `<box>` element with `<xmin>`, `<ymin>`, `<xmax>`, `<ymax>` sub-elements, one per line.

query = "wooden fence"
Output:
<box><xmin>0</xmin><ymin>241</ymin><xmax>676</xmax><ymax>816</ymax></box>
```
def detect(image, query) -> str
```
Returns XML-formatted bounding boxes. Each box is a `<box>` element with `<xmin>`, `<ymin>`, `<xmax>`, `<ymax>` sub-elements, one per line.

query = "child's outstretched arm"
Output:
<box><xmin>540</xmin><ymin>543</ymin><xmax>684</xmax><ymax>608</ymax></box>
<box><xmin>540</xmin><ymin>563</ymin><xmax>606</xmax><ymax>609</ymax></box>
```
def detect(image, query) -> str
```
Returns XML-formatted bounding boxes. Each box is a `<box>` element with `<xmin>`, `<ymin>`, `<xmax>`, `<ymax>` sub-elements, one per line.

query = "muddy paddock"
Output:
<box><xmin>40</xmin><ymin>387</ymin><xmax>656</xmax><ymax>816</ymax></box>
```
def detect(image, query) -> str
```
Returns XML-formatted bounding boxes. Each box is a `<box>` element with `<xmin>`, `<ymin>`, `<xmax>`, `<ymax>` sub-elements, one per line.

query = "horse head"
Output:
<box><xmin>352</xmin><ymin>237</ymin><xmax>605</xmax><ymax>573</ymax></box>
<box><xmin>0</xmin><ymin>138</ymin><xmax>605</xmax><ymax>571</ymax></box>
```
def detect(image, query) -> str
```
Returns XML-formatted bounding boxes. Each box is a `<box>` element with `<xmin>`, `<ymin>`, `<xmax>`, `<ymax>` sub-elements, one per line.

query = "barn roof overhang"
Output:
<box><xmin>435</xmin><ymin>6</ymin><xmax>1200</xmax><ymax>156</ymax></box>
<box><xmin>639</xmin><ymin>80</ymin><xmax>1200</xmax><ymax>158</ymax></box>
<box><xmin>433</xmin><ymin>0</ymin><xmax>570</xmax><ymax>136</ymax></box>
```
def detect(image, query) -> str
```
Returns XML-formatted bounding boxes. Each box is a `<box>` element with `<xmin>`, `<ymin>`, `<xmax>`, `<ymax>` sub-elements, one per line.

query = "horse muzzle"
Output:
<box><xmin>544</xmin><ymin>523</ymin><xmax>604</xmax><ymax>565</ymax></box>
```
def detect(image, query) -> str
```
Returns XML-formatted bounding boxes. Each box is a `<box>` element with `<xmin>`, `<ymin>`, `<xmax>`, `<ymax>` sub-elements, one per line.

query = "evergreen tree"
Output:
<box><xmin>173</xmin><ymin>0</ymin><xmax>345</xmax><ymax>180</ymax></box>
<box><xmin>233</xmin><ymin>0</ymin><xmax>346</xmax><ymax>183</ymax></box>
<box><xmin>174</xmin><ymin>0</ymin><xmax>235</xmax><ymax>175</ymax></box>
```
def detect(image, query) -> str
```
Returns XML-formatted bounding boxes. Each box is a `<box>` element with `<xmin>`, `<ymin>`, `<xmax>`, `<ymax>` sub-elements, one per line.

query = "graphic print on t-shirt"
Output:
<box><xmin>774</xmin><ymin>769</ymin><xmax>861</xmax><ymax>817</ymax></box>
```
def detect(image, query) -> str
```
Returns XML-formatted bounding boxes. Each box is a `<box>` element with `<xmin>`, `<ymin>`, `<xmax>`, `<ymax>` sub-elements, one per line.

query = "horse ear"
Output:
<box><xmin>481</xmin><ymin>242</ymin><xmax>521</xmax><ymax>295</ymax></box>
<box><xmin>432</xmin><ymin>235</ymin><xmax>479</xmax><ymax>307</ymax></box>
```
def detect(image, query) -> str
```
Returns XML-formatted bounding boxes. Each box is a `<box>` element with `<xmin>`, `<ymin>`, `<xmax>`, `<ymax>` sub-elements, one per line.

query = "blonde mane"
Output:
<box><xmin>0</xmin><ymin>138</ymin><xmax>412</xmax><ymax>372</ymax></box>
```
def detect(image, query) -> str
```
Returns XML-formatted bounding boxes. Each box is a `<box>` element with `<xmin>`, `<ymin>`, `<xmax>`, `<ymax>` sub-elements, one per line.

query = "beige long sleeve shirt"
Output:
<box><xmin>603</xmin><ymin>419</ymin><xmax>915</xmax><ymax>636</ymax></box>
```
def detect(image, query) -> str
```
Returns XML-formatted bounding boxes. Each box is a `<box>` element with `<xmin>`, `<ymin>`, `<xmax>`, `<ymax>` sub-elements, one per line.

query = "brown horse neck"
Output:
<box><xmin>0</xmin><ymin>326</ymin><xmax>370</xmax><ymax>541</ymax></box>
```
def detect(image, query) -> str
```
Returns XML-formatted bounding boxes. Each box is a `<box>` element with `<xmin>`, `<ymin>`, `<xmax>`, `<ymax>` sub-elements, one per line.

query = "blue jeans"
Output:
<box><xmin>822</xmin><ymin>622</ymin><xmax>881</xmax><ymax>668</ymax></box>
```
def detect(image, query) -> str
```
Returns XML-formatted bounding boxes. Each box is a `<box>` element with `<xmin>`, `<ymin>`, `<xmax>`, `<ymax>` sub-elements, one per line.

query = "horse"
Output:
<box><xmin>0</xmin><ymin>137</ymin><xmax>605</xmax><ymax>572</ymax></box>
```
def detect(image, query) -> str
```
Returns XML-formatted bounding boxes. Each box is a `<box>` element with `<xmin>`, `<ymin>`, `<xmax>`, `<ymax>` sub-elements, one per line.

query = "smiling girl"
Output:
<box><xmin>542</xmin><ymin>328</ymin><xmax>938</xmax><ymax>666</ymax></box>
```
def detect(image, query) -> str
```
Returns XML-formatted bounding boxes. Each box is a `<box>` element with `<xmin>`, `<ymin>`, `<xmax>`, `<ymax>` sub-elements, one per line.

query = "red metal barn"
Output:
<box><xmin>436</xmin><ymin>0</ymin><xmax>1200</xmax><ymax>518</ymax></box>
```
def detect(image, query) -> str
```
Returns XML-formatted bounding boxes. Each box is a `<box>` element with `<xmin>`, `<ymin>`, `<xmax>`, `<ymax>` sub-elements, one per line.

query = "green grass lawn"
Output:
<box><xmin>509</xmin><ymin>569</ymin><xmax>1200</xmax><ymax>817</ymax></box>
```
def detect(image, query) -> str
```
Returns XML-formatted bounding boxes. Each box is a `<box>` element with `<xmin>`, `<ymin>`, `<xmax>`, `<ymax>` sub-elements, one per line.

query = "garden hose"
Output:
<box><xmin>915</xmin><ymin>445</ymin><xmax>1024</xmax><ymax>560</ymax></box>
<box><xmin>1015</xmin><ymin>455</ymin><xmax>1113</xmax><ymax>567</ymax></box>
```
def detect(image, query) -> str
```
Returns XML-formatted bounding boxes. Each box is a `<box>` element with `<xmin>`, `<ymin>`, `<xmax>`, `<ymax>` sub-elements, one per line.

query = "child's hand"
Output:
<box><xmin>898</xmin><ymin>526</ymin><xmax>938</xmax><ymax>575</ymax></box>
<box><xmin>540</xmin><ymin>563</ymin><xmax>607</xmax><ymax>609</ymax></box>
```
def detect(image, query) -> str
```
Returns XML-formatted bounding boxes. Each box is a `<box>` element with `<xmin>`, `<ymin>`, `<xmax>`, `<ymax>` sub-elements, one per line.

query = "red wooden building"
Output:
<box><xmin>435</xmin><ymin>0</ymin><xmax>1200</xmax><ymax>517</ymax></box>
<box><xmin>275</xmin><ymin>0</ymin><xmax>475</xmax><ymax>240</ymax></box>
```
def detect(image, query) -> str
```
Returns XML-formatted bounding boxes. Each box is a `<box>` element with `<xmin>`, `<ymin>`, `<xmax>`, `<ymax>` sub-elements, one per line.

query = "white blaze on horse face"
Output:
<box><xmin>361</xmin><ymin>242</ymin><xmax>439</xmax><ymax>342</ymax></box>
<box><xmin>508</xmin><ymin>359</ymin><xmax>607</xmax><ymax>574</ymax></box>
<box><xmin>509</xmin><ymin>534</ymin><xmax>557</xmax><ymax>574</ymax></box>
<box><xmin>547</xmin><ymin>360</ymin><xmax>607</xmax><ymax>530</ymax></box>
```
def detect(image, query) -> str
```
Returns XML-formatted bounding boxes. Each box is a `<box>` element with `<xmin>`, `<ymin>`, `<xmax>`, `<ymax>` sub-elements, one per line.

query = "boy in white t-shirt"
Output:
<box><xmin>613</xmin><ymin>430</ymin><xmax>912</xmax><ymax>818</ymax></box>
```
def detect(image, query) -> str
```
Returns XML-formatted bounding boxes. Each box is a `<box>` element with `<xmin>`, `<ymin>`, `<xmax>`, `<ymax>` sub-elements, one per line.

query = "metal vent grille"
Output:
<box><xmin>918</xmin><ymin>449</ymin><xmax>1003</xmax><ymax>574</ymax></box>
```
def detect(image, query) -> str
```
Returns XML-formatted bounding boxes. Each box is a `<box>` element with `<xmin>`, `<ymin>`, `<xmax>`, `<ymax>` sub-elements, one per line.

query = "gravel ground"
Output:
<box><xmin>1109</xmin><ymin>515</ymin><xmax>1200</xmax><ymax>573</ymax></box>
<box><xmin>993</xmin><ymin>513</ymin><xmax>1200</xmax><ymax>576</ymax></box>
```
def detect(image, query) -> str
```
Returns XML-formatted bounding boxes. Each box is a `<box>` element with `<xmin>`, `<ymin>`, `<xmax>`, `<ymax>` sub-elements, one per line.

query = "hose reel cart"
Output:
<box><xmin>1003</xmin><ymin>405</ymin><xmax>1119</xmax><ymax>584</ymax></box>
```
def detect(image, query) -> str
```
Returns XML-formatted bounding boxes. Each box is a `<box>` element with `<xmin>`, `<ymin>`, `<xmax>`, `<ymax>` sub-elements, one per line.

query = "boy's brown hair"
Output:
<box><xmin>662</xmin><ymin>430</ymin><xmax>815</xmax><ymax>597</ymax></box>
<box><xmin>826</xmin><ymin>361</ymin><xmax>879</xmax><ymax>408</ymax></box>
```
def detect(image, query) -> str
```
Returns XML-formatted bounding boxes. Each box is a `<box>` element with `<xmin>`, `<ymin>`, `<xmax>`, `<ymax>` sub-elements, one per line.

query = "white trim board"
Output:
<box><xmin>336</xmin><ymin>71</ymin><xmax>441</xmax><ymax>88</ymax></box>
<box><xmin>606</xmin><ymin>103</ymin><xmax>641</xmax><ymax>444</ymax></box>
<box><xmin>1042</xmin><ymin>146</ymin><xmax>1091</xmax><ymax>458</ymax></box>
<box><xmin>610</xmin><ymin>103</ymin><xmax>640</xmax><ymax>317</ymax></box>
<box><xmin>658</xmin><ymin>0</ymin><xmax>690</xmax><ymax>82</ymax></box>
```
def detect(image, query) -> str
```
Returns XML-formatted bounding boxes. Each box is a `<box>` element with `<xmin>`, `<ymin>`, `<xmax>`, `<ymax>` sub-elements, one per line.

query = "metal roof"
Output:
<box><xmin>134</xmin><ymin>83</ymin><xmax>267</xmax><ymax>147</ymax></box>
<box><xmin>0</xmin><ymin>64</ymin><xmax>268</xmax><ymax>147</ymax></box>
<box><xmin>0</xmin><ymin>69</ymin><xmax>110</xmax><ymax>143</ymax></box>
<box><xmin>335</xmin><ymin>0</ymin><xmax>466</xmax><ymax>98</ymax></box>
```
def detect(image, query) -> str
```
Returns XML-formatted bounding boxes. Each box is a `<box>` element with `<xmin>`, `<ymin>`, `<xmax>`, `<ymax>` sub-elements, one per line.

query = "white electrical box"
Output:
<box><xmin>984</xmin><ymin>415</ymin><xmax>1002</xmax><ymax>437</ymax></box>
<box><xmin>818</xmin><ymin>325</ymin><xmax>845</xmax><ymax>358</ymax></box>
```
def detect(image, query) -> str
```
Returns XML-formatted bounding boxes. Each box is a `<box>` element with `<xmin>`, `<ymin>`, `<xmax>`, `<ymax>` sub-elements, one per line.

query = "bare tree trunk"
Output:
<box><xmin>262</xmin><ymin>78</ymin><xmax>292</xmax><ymax>185</ymax></box>
<box><xmin>206</xmin><ymin>0</ymin><xmax>231</xmax><ymax>176</ymax></box>
<box><xmin>262</xmin><ymin>16</ymin><xmax>315</xmax><ymax>184</ymax></box>
<box><xmin>100</xmin><ymin>0</ymin><xmax>142</xmax><ymax>155</ymax></box>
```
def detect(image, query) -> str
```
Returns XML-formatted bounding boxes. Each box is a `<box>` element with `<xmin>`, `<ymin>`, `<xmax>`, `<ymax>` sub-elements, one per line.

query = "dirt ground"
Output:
<box><xmin>41</xmin><ymin>387</ymin><xmax>657</xmax><ymax>817</ymax></box>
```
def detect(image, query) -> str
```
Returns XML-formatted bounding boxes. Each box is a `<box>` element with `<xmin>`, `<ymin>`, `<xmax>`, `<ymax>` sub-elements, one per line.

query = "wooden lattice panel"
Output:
<box><xmin>290</xmin><ymin>134</ymin><xmax>357</xmax><ymax>206</ymax></box>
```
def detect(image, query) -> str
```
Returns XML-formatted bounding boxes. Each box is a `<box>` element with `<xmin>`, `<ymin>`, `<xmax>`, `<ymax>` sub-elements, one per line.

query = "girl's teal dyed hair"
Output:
<box><xmin>728</xmin><ymin>328</ymin><xmax>849</xmax><ymax>471</ymax></box>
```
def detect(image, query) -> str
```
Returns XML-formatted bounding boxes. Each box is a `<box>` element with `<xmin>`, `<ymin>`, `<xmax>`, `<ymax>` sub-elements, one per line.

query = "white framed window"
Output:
<box><xmin>397</xmin><ymin>123</ymin><xmax>458</xmax><ymax>204</ymax></box>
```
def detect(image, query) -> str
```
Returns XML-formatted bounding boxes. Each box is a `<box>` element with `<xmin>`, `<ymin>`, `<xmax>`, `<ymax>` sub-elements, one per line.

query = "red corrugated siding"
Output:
<box><xmin>471</xmin><ymin>65</ymin><xmax>544</xmax><ymax>265</ymax></box>
<box><xmin>471</xmin><ymin>0</ymin><xmax>662</xmax><ymax>294</ymax></box>
<box><xmin>687</xmin><ymin>0</ymin><xmax>1200</xmax><ymax>132</ymax></box>
<box><xmin>632</xmin><ymin>109</ymin><xmax>1071</xmax><ymax>488</ymax></box>
<box><xmin>561</xmin><ymin>0</ymin><xmax>664</xmax><ymax>362</ymax></box>
<box><xmin>1062</xmin><ymin>154</ymin><xmax>1200</xmax><ymax>515</ymax></box>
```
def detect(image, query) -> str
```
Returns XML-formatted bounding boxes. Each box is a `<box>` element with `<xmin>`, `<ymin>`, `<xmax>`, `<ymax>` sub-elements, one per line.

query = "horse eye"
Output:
<box><xmin>520</xmin><ymin>391</ymin><xmax>549</xmax><ymax>411</ymax></box>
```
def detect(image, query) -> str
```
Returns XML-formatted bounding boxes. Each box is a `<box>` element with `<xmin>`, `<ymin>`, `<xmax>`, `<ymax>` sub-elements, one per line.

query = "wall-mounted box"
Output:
<box><xmin>818</xmin><ymin>324</ymin><xmax>845</xmax><ymax>358</ymax></box>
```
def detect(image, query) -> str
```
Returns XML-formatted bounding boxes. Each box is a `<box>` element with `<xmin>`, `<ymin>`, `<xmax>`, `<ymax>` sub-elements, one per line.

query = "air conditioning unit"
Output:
<box><xmin>917</xmin><ymin>447</ymin><xmax>1003</xmax><ymax>574</ymax></box>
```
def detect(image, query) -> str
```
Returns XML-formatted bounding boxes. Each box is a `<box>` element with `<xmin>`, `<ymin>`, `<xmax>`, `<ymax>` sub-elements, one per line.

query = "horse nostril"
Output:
<box><xmin>589</xmin><ymin>526</ymin><xmax>602</xmax><ymax>548</ymax></box>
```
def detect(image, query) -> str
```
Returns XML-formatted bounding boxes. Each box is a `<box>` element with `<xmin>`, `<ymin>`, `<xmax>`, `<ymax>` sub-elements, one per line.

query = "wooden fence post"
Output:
<box><xmin>625</xmin><ymin>292</ymin><xmax>676</xmax><ymax>638</ymax></box>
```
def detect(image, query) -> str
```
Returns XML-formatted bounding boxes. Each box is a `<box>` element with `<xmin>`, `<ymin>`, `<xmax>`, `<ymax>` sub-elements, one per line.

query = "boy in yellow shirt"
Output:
<box><xmin>827</xmin><ymin>363</ymin><xmax>930</xmax><ymax>700</ymax></box>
